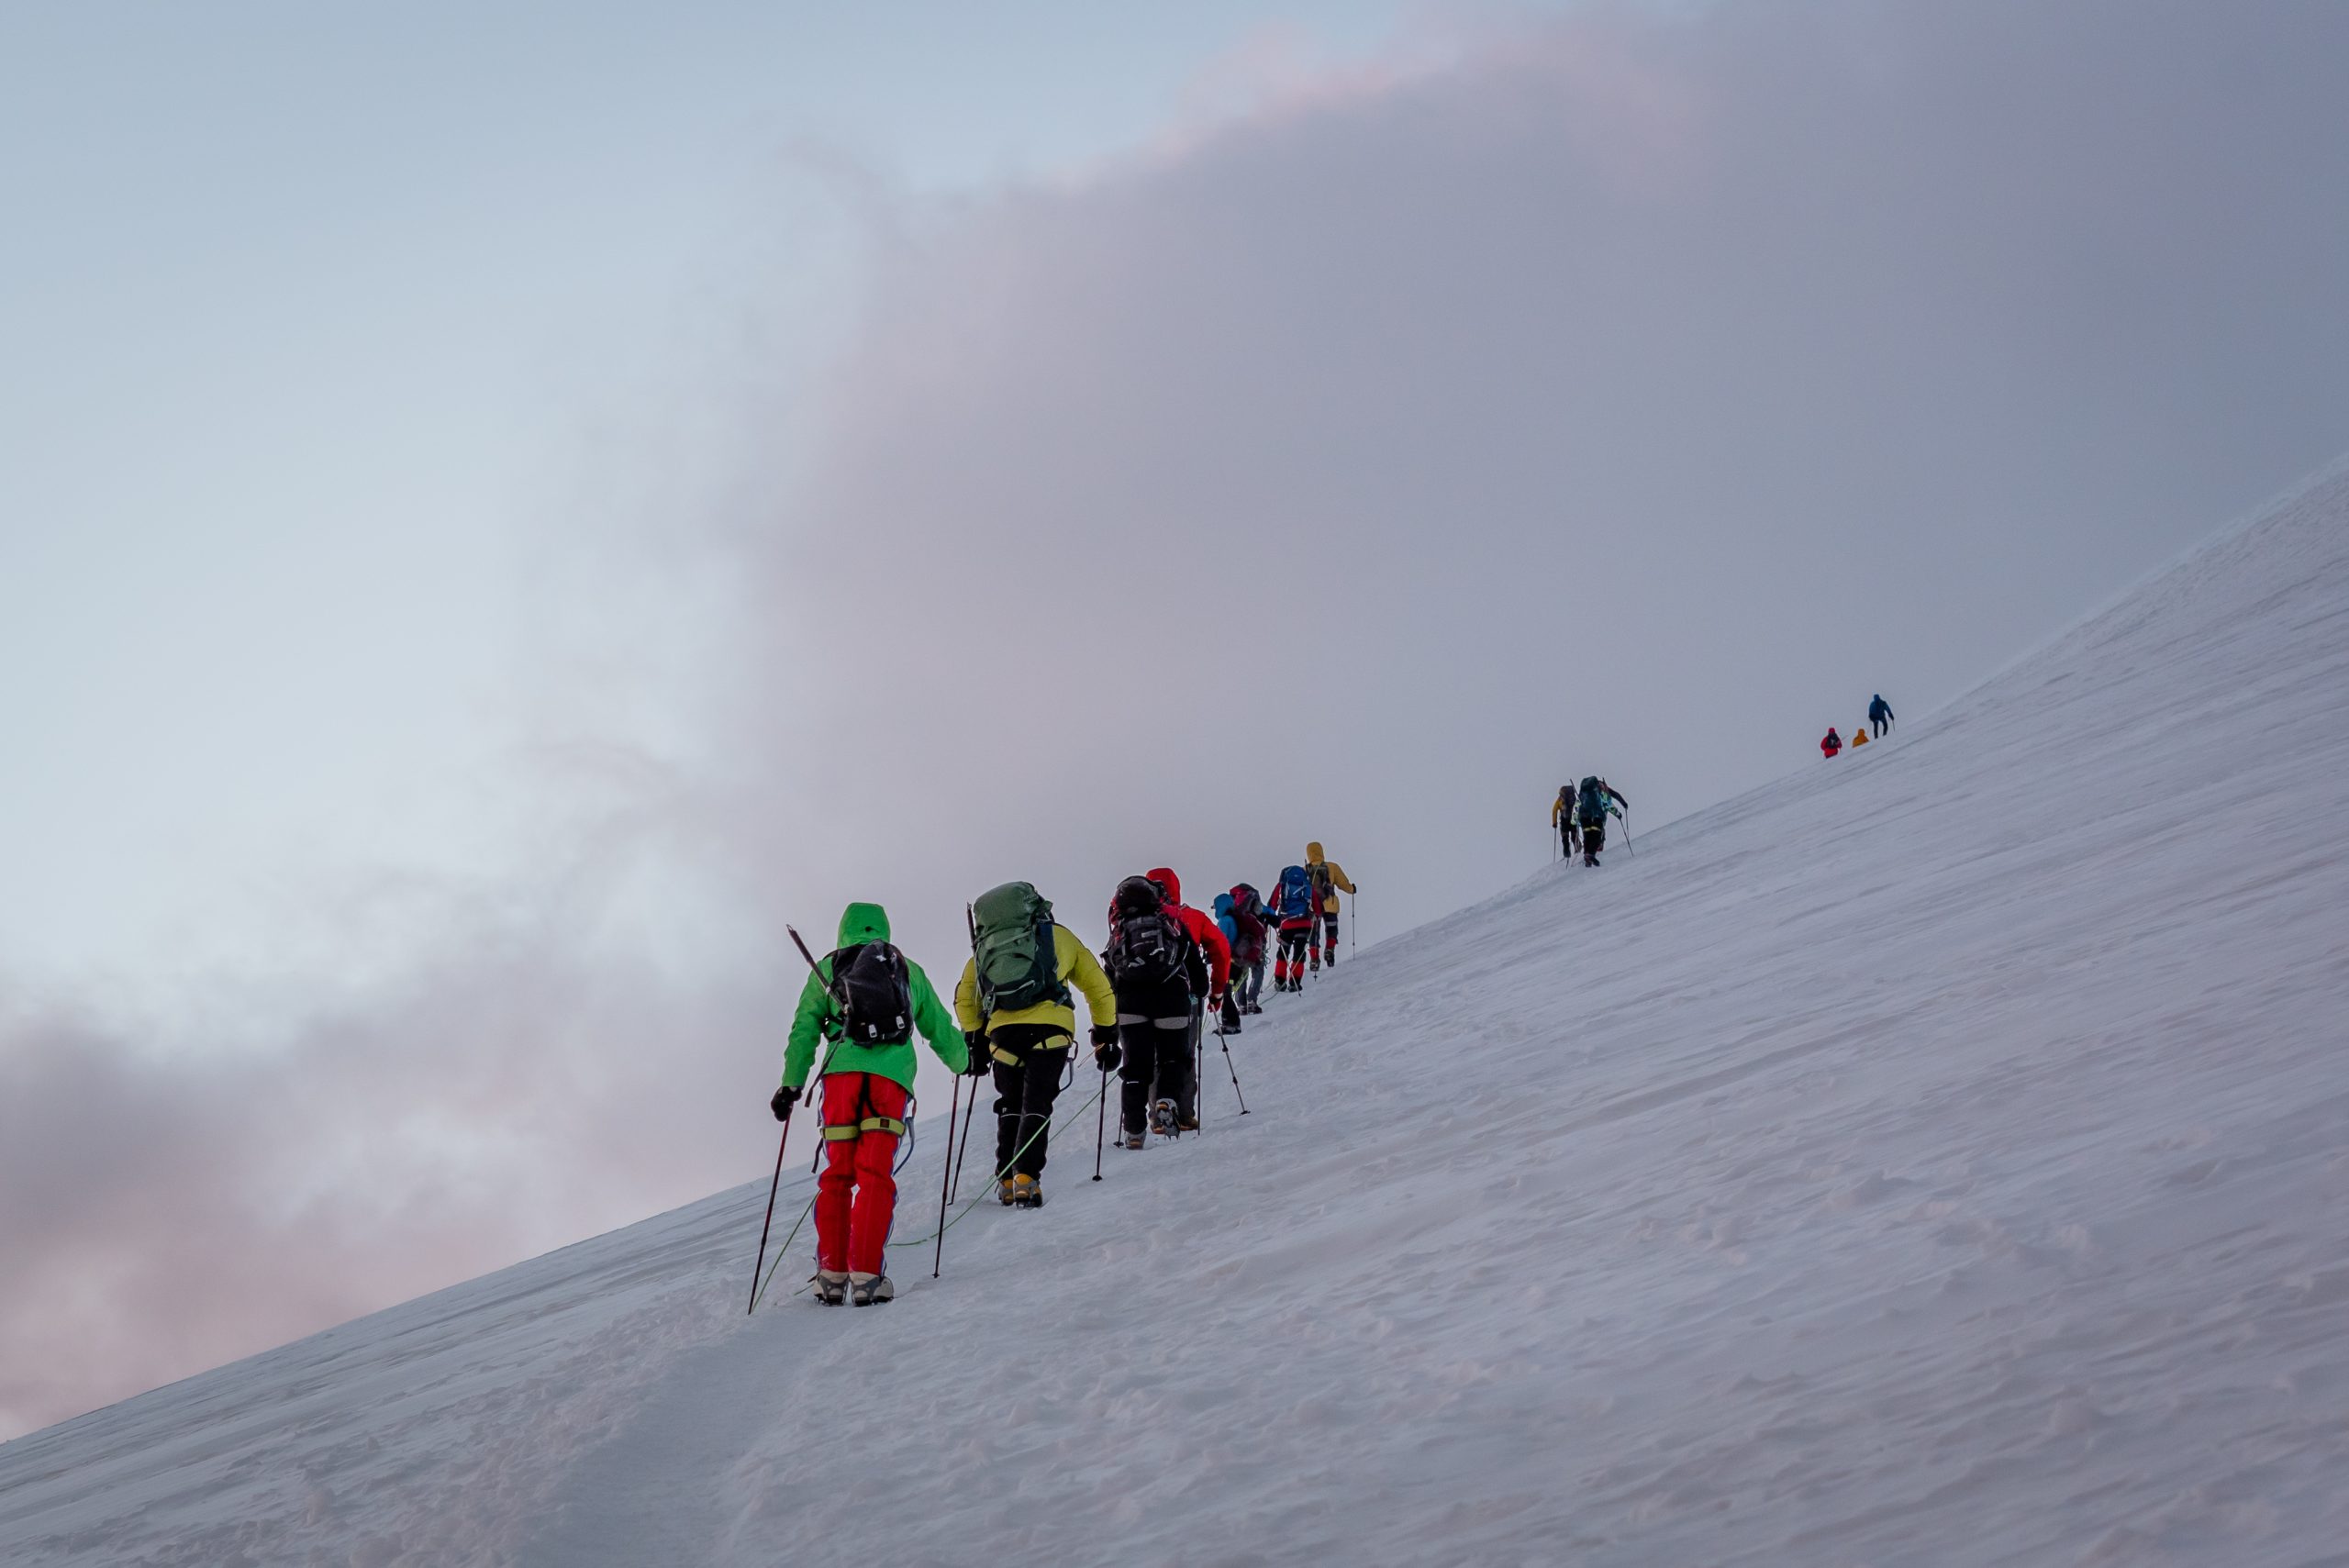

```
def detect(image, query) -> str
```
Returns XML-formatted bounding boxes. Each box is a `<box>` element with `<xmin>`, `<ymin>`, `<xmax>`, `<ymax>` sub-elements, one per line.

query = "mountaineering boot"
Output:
<box><xmin>849</xmin><ymin>1273</ymin><xmax>894</xmax><ymax>1307</ymax></box>
<box><xmin>813</xmin><ymin>1270</ymin><xmax>849</xmax><ymax>1307</ymax></box>
<box><xmin>1122</xmin><ymin>1129</ymin><xmax>1147</xmax><ymax>1151</ymax></box>
<box><xmin>1177</xmin><ymin>1110</ymin><xmax>1199</xmax><ymax>1132</ymax></box>
<box><xmin>1012</xmin><ymin>1173</ymin><xmax>1044</xmax><ymax>1209</ymax></box>
<box><xmin>1151</xmin><ymin>1098</ymin><xmax>1180</xmax><ymax>1138</ymax></box>
<box><xmin>997</xmin><ymin>1175</ymin><xmax>1018</xmax><ymax>1207</ymax></box>
<box><xmin>1324</xmin><ymin>947</ymin><xmax>1337</xmax><ymax>967</ymax></box>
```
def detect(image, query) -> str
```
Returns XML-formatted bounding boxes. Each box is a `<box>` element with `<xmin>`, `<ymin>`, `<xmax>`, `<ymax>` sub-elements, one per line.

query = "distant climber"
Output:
<box><xmin>1553</xmin><ymin>784</ymin><xmax>1582</xmax><ymax>861</ymax></box>
<box><xmin>777</xmin><ymin>902</ymin><xmax>969</xmax><ymax>1307</ymax></box>
<box><xmin>1852</xmin><ymin>722</ymin><xmax>1871</xmax><ymax>749</ymax></box>
<box><xmin>1267</xmin><ymin>864</ymin><xmax>1318</xmax><ymax>993</ymax></box>
<box><xmin>1821</xmin><ymin>727</ymin><xmax>1842</xmax><ymax>760</ymax></box>
<box><xmin>1216</xmin><ymin>885</ymin><xmax>1269</xmax><ymax>1025</ymax></box>
<box><xmin>1305</xmin><ymin>842</ymin><xmax>1355</xmax><ymax>966</ymax></box>
<box><xmin>1147</xmin><ymin>869</ymin><xmax>1229</xmax><ymax>1132</ymax></box>
<box><xmin>1575</xmin><ymin>776</ymin><xmax>1628</xmax><ymax>867</ymax></box>
<box><xmin>1869</xmin><ymin>694</ymin><xmax>1894</xmax><ymax>738</ymax></box>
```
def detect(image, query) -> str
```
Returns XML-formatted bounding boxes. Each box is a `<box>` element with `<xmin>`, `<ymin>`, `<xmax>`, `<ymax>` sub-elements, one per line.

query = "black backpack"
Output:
<box><xmin>828</xmin><ymin>941</ymin><xmax>913</xmax><ymax>1045</ymax></box>
<box><xmin>1105</xmin><ymin>875</ymin><xmax>1192</xmax><ymax>991</ymax></box>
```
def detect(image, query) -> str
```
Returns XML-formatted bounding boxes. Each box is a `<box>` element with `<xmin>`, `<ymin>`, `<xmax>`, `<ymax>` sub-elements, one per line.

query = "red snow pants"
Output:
<box><xmin>815</xmin><ymin>1073</ymin><xmax>908</xmax><ymax>1276</ymax></box>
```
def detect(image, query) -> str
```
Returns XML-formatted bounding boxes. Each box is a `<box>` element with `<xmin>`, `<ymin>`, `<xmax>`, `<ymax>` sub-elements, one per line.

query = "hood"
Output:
<box><xmin>836</xmin><ymin>901</ymin><xmax>891</xmax><ymax>947</ymax></box>
<box><xmin>1146</xmin><ymin>866</ymin><xmax>1183</xmax><ymax>906</ymax></box>
<box><xmin>1305</xmin><ymin>841</ymin><xmax>1324</xmax><ymax>862</ymax></box>
<box><xmin>1213</xmin><ymin>893</ymin><xmax>1233</xmax><ymax>917</ymax></box>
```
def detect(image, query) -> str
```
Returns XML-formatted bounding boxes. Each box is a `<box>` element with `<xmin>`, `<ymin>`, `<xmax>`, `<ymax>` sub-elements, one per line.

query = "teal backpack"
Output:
<box><xmin>970</xmin><ymin>882</ymin><xmax>1071</xmax><ymax>1016</ymax></box>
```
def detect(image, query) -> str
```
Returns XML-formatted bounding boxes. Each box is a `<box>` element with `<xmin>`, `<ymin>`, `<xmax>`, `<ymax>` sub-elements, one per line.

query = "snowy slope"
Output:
<box><xmin>7</xmin><ymin>466</ymin><xmax>2349</xmax><ymax>1567</ymax></box>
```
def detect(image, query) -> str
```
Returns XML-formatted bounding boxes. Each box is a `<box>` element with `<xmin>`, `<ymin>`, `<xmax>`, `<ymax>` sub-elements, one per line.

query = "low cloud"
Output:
<box><xmin>725</xmin><ymin>0</ymin><xmax>2349</xmax><ymax>977</ymax></box>
<box><xmin>0</xmin><ymin>828</ymin><xmax>791</xmax><ymax>1440</ymax></box>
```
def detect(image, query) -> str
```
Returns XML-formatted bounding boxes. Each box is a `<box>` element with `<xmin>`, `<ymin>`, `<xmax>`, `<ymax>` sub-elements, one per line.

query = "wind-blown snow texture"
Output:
<box><xmin>6</xmin><ymin>470</ymin><xmax>2349</xmax><ymax>1566</ymax></box>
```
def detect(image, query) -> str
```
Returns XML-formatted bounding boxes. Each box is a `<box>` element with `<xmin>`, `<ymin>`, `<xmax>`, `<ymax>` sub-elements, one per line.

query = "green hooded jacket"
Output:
<box><xmin>782</xmin><ymin>902</ymin><xmax>968</xmax><ymax>1093</ymax></box>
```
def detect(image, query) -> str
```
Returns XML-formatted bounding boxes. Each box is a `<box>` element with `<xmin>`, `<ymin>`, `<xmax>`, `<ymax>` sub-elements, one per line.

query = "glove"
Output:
<box><xmin>963</xmin><ymin>1031</ymin><xmax>993</xmax><ymax>1077</ymax></box>
<box><xmin>1094</xmin><ymin>1042</ymin><xmax>1123</xmax><ymax>1073</ymax></box>
<box><xmin>1089</xmin><ymin>1024</ymin><xmax>1119</xmax><ymax>1050</ymax></box>
<box><xmin>771</xmin><ymin>1084</ymin><xmax>800</xmax><ymax>1121</ymax></box>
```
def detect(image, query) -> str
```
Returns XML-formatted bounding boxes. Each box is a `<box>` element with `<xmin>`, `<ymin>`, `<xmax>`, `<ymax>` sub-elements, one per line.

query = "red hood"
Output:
<box><xmin>1146</xmin><ymin>866</ymin><xmax>1183</xmax><ymax>906</ymax></box>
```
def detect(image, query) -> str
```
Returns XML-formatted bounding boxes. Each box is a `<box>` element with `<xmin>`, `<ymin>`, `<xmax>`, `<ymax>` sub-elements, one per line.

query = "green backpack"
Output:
<box><xmin>970</xmin><ymin>882</ymin><xmax>1070</xmax><ymax>1017</ymax></box>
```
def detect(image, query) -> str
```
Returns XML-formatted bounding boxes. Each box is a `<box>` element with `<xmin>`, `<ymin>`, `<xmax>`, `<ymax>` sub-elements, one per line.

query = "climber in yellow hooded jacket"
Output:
<box><xmin>952</xmin><ymin>882</ymin><xmax>1118</xmax><ymax>1208</ymax></box>
<box><xmin>1305</xmin><ymin>842</ymin><xmax>1356</xmax><ymax>967</ymax></box>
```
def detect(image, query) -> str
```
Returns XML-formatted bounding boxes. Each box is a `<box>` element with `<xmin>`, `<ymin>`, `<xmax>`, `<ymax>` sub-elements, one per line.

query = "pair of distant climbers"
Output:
<box><xmin>1265</xmin><ymin>842</ymin><xmax>1355</xmax><ymax>991</ymax></box>
<box><xmin>1553</xmin><ymin>777</ymin><xmax>1628</xmax><ymax>867</ymax></box>
<box><xmin>1822</xmin><ymin>694</ymin><xmax>1895</xmax><ymax>760</ymax></box>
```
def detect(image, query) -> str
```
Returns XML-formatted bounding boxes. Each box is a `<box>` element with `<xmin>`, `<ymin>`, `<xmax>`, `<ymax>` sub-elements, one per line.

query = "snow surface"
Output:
<box><xmin>6</xmin><ymin>467</ymin><xmax>2349</xmax><ymax>1566</ymax></box>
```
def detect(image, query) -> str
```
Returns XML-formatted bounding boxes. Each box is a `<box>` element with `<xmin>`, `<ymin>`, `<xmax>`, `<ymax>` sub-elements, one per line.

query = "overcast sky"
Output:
<box><xmin>6</xmin><ymin>0</ymin><xmax>2348</xmax><ymax>1440</ymax></box>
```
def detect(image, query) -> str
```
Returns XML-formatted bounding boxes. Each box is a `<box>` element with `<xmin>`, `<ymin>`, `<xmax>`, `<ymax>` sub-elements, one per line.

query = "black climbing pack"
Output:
<box><xmin>1106</xmin><ymin>875</ymin><xmax>1192</xmax><ymax>991</ymax></box>
<box><xmin>828</xmin><ymin>941</ymin><xmax>913</xmax><ymax>1045</ymax></box>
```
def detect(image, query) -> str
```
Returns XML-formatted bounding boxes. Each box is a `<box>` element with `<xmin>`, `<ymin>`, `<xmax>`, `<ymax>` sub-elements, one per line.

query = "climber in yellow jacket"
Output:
<box><xmin>1305</xmin><ymin>841</ymin><xmax>1356</xmax><ymax>967</ymax></box>
<box><xmin>1852</xmin><ymin>720</ymin><xmax>1871</xmax><ymax>749</ymax></box>
<box><xmin>952</xmin><ymin>882</ymin><xmax>1118</xmax><ymax>1208</ymax></box>
<box><xmin>1551</xmin><ymin>785</ymin><xmax>1581</xmax><ymax>861</ymax></box>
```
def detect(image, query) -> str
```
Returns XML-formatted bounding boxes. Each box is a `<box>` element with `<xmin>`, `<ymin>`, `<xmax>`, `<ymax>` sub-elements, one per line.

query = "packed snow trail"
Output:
<box><xmin>8</xmin><ymin>466</ymin><xmax>2349</xmax><ymax>1564</ymax></box>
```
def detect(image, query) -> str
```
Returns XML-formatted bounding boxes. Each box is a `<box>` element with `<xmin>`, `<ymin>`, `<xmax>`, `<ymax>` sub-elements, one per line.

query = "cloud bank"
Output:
<box><xmin>8</xmin><ymin>0</ymin><xmax>2349</xmax><ymax>1439</ymax></box>
<box><xmin>729</xmin><ymin>0</ymin><xmax>2349</xmax><ymax>971</ymax></box>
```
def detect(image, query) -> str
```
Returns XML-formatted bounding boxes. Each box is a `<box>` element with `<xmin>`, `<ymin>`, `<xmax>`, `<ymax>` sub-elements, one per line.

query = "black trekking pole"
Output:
<box><xmin>932</xmin><ymin>1071</ymin><xmax>962</xmax><ymax>1279</ymax></box>
<box><xmin>1196</xmin><ymin>1011</ymin><xmax>1207</xmax><ymax>1135</ymax></box>
<box><xmin>1218</xmin><ymin>1018</ymin><xmax>1249</xmax><ymax>1115</ymax></box>
<box><xmin>951</xmin><ymin>903</ymin><xmax>983</xmax><ymax>1203</ymax></box>
<box><xmin>1620</xmin><ymin>810</ymin><xmax>1634</xmax><ymax>857</ymax></box>
<box><xmin>746</xmin><ymin>1110</ymin><xmax>794</xmax><ymax>1315</ymax></box>
<box><xmin>1092</xmin><ymin>1062</ymin><xmax>1108</xmax><ymax>1181</ymax></box>
<box><xmin>949</xmin><ymin>1063</ymin><xmax>981</xmax><ymax>1202</ymax></box>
